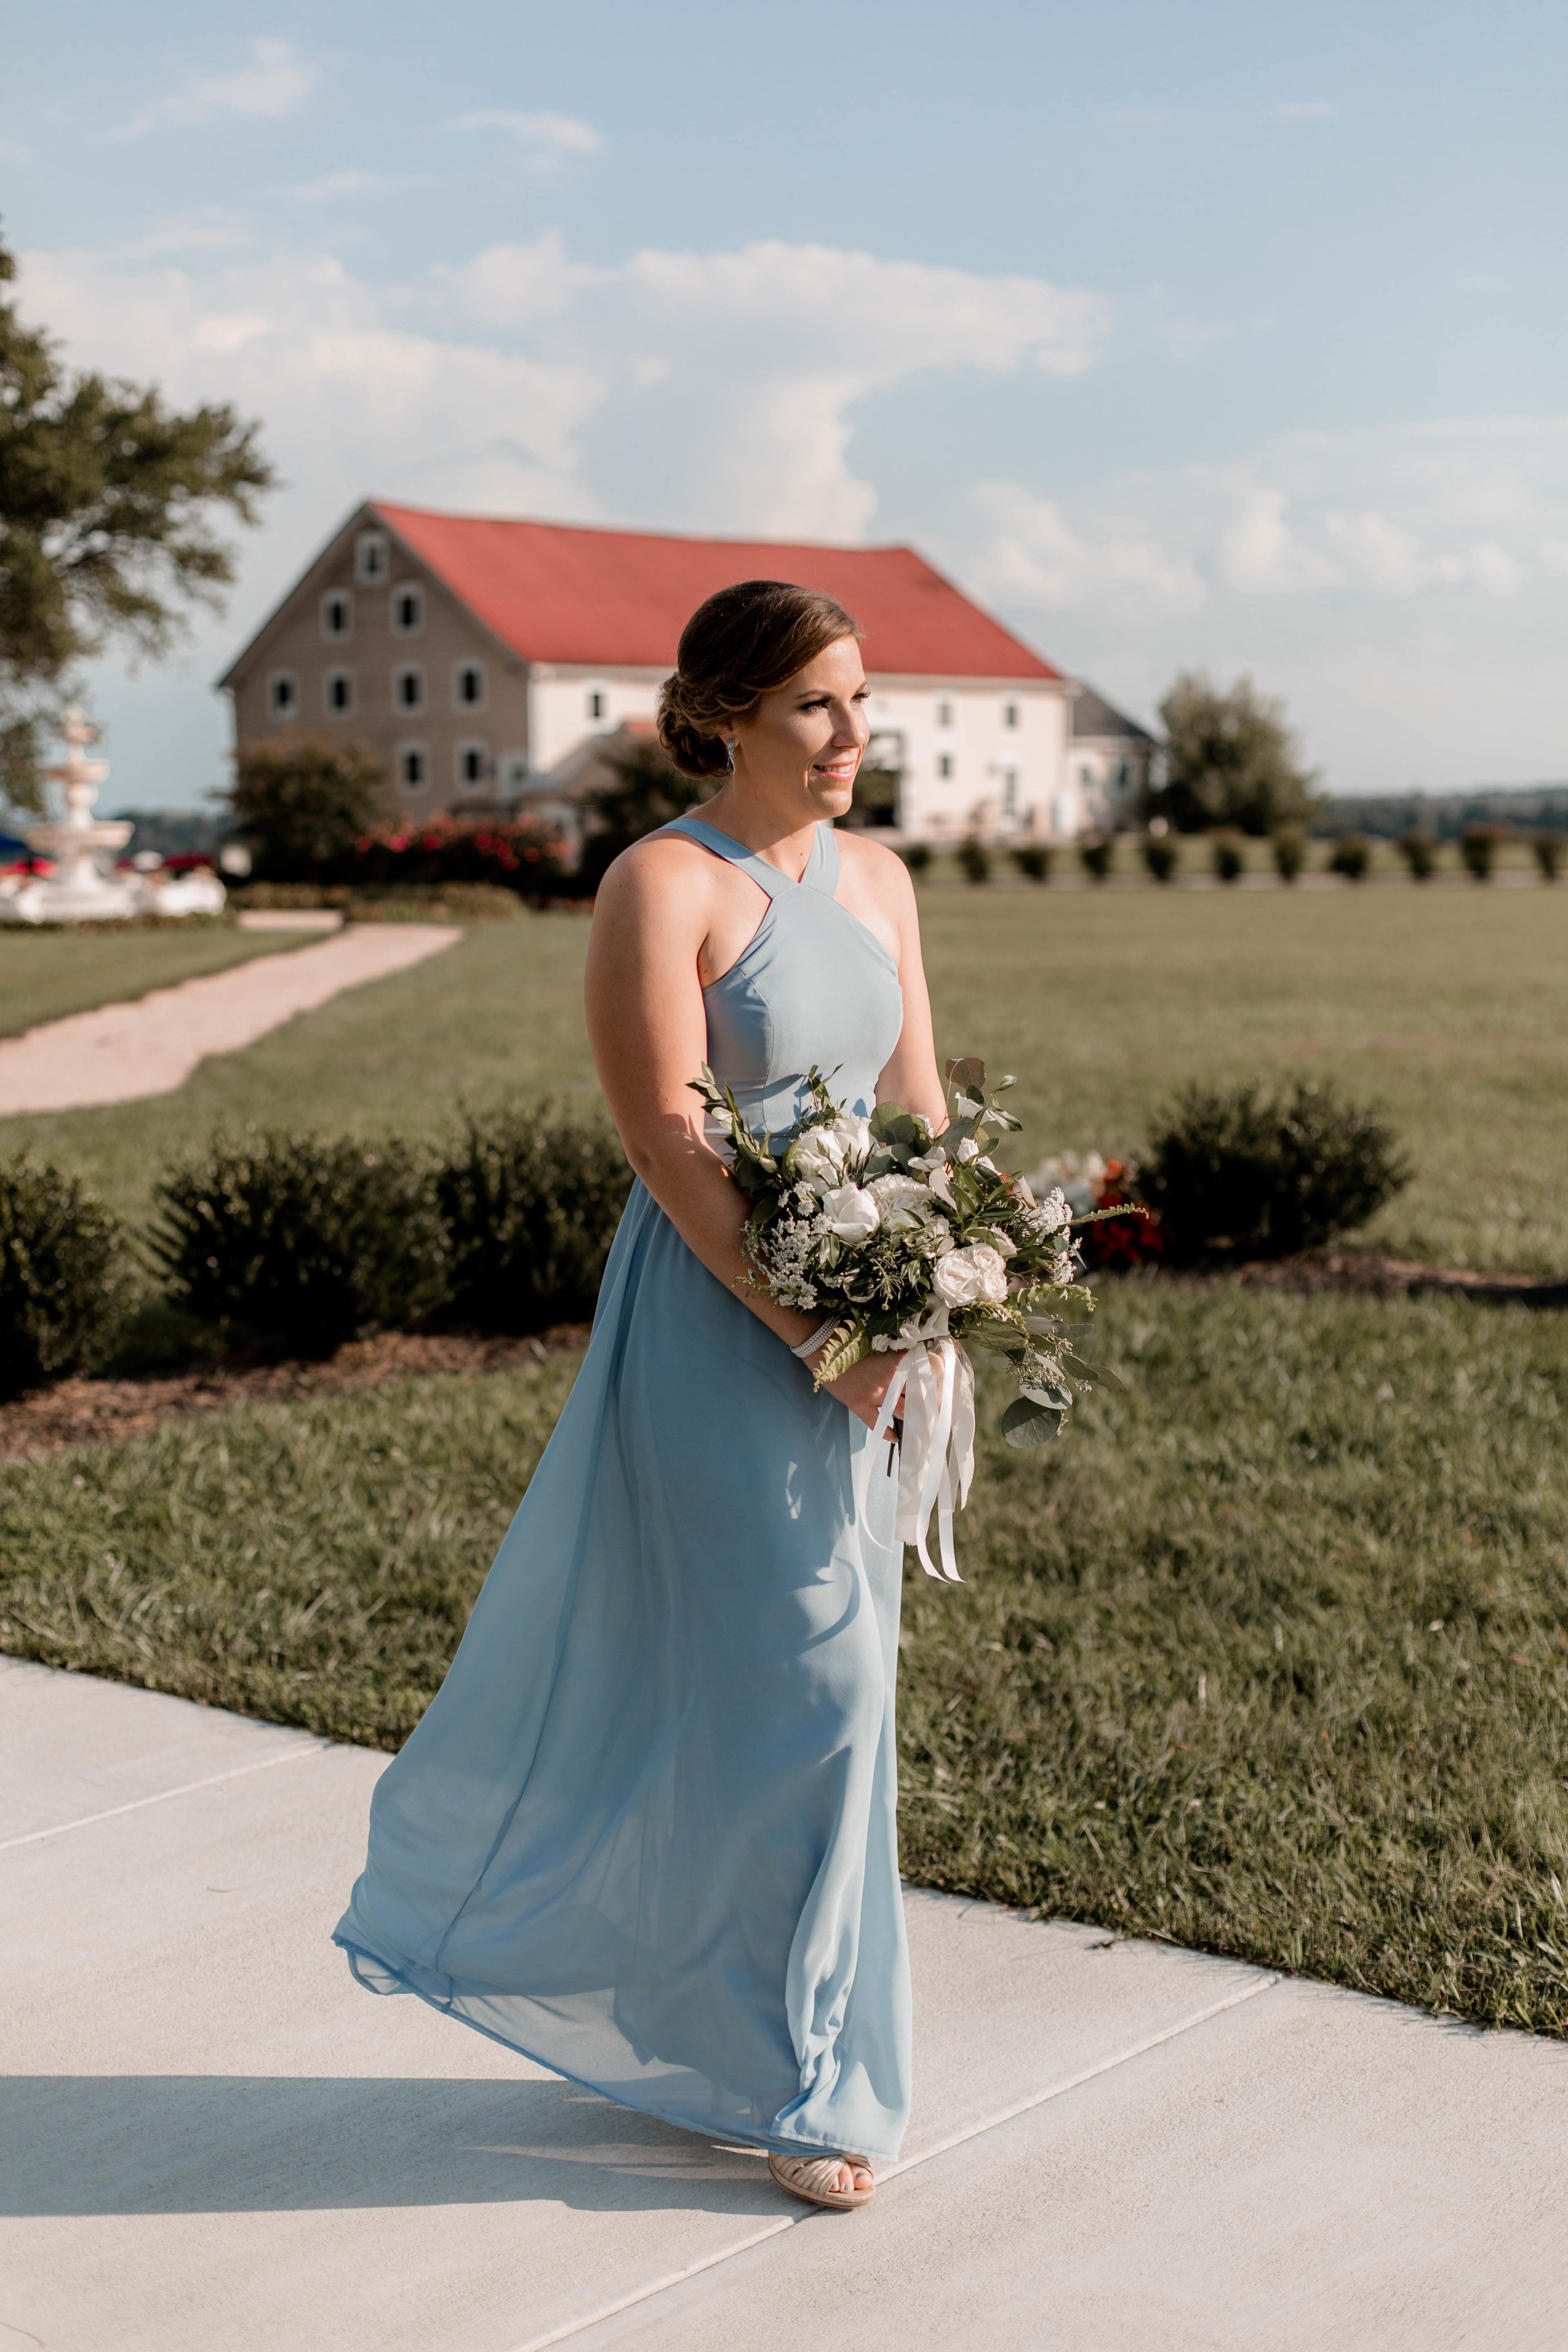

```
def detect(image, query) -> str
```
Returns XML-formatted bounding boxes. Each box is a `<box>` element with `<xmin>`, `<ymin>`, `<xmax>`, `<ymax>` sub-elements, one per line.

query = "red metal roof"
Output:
<box><xmin>371</xmin><ymin>504</ymin><xmax>1061</xmax><ymax>681</ymax></box>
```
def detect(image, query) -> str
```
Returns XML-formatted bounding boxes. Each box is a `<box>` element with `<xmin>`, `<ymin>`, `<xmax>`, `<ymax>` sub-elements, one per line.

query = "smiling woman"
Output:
<box><xmin>335</xmin><ymin>578</ymin><xmax>945</xmax><ymax>2215</ymax></box>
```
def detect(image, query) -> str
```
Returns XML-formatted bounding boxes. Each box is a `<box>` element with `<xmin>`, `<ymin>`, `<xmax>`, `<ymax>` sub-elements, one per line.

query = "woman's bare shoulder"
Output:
<box><xmin>835</xmin><ymin>828</ymin><xmax>916</xmax><ymax>909</ymax></box>
<box><xmin>598</xmin><ymin>829</ymin><xmax>719</xmax><ymax>908</ymax></box>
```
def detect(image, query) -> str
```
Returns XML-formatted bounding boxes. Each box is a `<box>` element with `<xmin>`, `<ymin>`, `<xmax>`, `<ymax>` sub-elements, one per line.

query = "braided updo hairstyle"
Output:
<box><xmin>657</xmin><ymin>580</ymin><xmax>862</xmax><ymax>780</ymax></box>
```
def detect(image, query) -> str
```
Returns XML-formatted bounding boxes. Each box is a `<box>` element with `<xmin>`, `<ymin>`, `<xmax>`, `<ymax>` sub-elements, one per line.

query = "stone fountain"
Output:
<box><xmin>0</xmin><ymin>708</ymin><xmax>225</xmax><ymax>924</ymax></box>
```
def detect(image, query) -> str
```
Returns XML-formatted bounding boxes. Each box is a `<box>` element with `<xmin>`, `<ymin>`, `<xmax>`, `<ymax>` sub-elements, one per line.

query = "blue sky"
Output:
<box><xmin>6</xmin><ymin>0</ymin><xmax>1567</xmax><ymax>807</ymax></box>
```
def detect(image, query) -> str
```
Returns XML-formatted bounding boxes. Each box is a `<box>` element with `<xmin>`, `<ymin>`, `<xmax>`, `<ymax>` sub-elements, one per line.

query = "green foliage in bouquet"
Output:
<box><xmin>691</xmin><ymin>1057</ymin><xmax>1144</xmax><ymax>1449</ymax></box>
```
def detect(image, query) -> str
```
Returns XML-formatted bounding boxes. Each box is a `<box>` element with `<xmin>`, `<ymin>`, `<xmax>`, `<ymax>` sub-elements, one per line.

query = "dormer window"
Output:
<box><xmin>455</xmin><ymin>660</ymin><xmax>486</xmax><ymax>711</ymax></box>
<box><xmin>321</xmin><ymin>590</ymin><xmax>352</xmax><ymax>640</ymax></box>
<box><xmin>356</xmin><ymin>529</ymin><xmax>389</xmax><ymax>584</ymax></box>
<box><xmin>269</xmin><ymin>672</ymin><xmax>297</xmax><ymax>718</ymax></box>
<box><xmin>391</xmin><ymin>583</ymin><xmax>423</xmax><ymax>636</ymax></box>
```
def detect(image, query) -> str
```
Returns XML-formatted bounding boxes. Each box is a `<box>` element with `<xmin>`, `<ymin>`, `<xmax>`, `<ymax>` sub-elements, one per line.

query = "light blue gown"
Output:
<box><xmin>334</xmin><ymin>816</ymin><xmax>913</xmax><ymax>2164</ymax></box>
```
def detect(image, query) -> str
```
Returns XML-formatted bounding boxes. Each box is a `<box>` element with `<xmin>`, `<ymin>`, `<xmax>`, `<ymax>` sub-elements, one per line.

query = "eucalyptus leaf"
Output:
<box><xmin>946</xmin><ymin>1056</ymin><xmax>987</xmax><ymax>1094</ymax></box>
<box><xmin>1001</xmin><ymin>1394</ymin><xmax>1065</xmax><ymax>1448</ymax></box>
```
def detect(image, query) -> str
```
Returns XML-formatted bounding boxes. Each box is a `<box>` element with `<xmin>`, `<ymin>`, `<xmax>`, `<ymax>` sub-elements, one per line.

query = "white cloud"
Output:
<box><xmin>285</xmin><ymin>171</ymin><xmax>425</xmax><ymax>202</ymax></box>
<box><xmin>965</xmin><ymin>484</ymin><xmax>1206</xmax><ymax>617</ymax></box>
<box><xmin>116</xmin><ymin>38</ymin><xmax>318</xmax><ymax>138</ymax></box>
<box><xmin>444</xmin><ymin>110</ymin><xmax>603</xmax><ymax>168</ymax></box>
<box><xmin>1268</xmin><ymin>100</ymin><xmax>1343</xmax><ymax>122</ymax></box>
<box><xmin>18</xmin><ymin>228</ymin><xmax>1106</xmax><ymax>566</ymax></box>
<box><xmin>1219</xmin><ymin>489</ymin><xmax>1343</xmax><ymax>592</ymax></box>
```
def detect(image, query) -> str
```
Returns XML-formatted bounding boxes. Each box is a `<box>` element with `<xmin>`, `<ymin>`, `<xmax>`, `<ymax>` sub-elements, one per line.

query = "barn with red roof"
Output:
<box><xmin>220</xmin><ymin>502</ymin><xmax>1142</xmax><ymax>844</ymax></box>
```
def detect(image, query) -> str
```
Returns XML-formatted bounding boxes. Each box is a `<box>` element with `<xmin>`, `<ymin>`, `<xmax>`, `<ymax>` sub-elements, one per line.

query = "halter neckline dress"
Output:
<box><xmin>334</xmin><ymin>814</ymin><xmax>913</xmax><ymax>2164</ymax></box>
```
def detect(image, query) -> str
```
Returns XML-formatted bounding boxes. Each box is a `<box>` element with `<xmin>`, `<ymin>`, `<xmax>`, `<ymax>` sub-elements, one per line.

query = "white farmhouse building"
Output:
<box><xmin>221</xmin><ymin>503</ymin><xmax>1153</xmax><ymax>844</ymax></box>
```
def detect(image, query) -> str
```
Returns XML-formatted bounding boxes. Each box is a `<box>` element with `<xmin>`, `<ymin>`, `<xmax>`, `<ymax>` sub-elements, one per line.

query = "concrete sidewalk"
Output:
<box><xmin>3</xmin><ymin>1655</ymin><xmax>1564</xmax><ymax>2351</ymax></box>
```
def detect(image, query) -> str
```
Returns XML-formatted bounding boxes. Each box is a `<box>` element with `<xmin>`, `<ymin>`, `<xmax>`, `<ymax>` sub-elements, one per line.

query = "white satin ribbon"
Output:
<box><xmin>857</xmin><ymin>1337</ymin><xmax>976</xmax><ymax>1582</ymax></box>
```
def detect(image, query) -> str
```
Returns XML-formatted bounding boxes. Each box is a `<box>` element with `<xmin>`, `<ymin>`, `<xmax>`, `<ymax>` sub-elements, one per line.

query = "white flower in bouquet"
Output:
<box><xmin>931</xmin><ymin>1241</ymin><xmax>1010</xmax><ymax>1307</ymax></box>
<box><xmin>820</xmin><ymin>1182</ymin><xmax>881</xmax><ymax>1242</ymax></box>
<box><xmin>867</xmin><ymin>1172</ymin><xmax>934</xmax><ymax>1227</ymax></box>
<box><xmin>791</xmin><ymin>1113</ymin><xmax>872</xmax><ymax>1192</ymax></box>
<box><xmin>1034</xmin><ymin>1186</ymin><xmax>1073</xmax><ymax>1234</ymax></box>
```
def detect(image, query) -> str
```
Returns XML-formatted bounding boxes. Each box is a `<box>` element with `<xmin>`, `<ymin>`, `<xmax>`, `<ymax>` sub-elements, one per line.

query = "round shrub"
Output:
<box><xmin>1532</xmin><ymin>831</ymin><xmax>1563</xmax><ymax>882</ymax></box>
<box><xmin>152</xmin><ymin>1133</ymin><xmax>449</xmax><ymax>1357</ymax></box>
<box><xmin>1010</xmin><ymin>844</ymin><xmax>1053</xmax><ymax>883</ymax></box>
<box><xmin>436</xmin><ymin>1104</ymin><xmax>633</xmax><ymax>1333</ymax></box>
<box><xmin>1142</xmin><ymin>834</ymin><xmax>1180</xmax><ymax>883</ymax></box>
<box><xmin>956</xmin><ymin>837</ymin><xmax>992</xmax><ymax>886</ymax></box>
<box><xmin>1270</xmin><ymin>824</ymin><xmax>1307</xmax><ymax>884</ymax></box>
<box><xmin>1399</xmin><ymin>831</ymin><xmax>1439</xmax><ymax>882</ymax></box>
<box><xmin>1210</xmin><ymin>830</ymin><xmax>1245</xmax><ymax>884</ymax></box>
<box><xmin>1328</xmin><ymin>833</ymin><xmax>1371</xmax><ymax>883</ymax></box>
<box><xmin>1139</xmin><ymin>1078</ymin><xmax>1410</xmax><ymax>1264</ymax></box>
<box><xmin>0</xmin><ymin>1155</ymin><xmax>131</xmax><ymax>1399</ymax></box>
<box><xmin>1079</xmin><ymin>836</ymin><xmax>1115</xmax><ymax>882</ymax></box>
<box><xmin>899</xmin><ymin>842</ymin><xmax>933</xmax><ymax>879</ymax></box>
<box><xmin>1461</xmin><ymin>824</ymin><xmax>1505</xmax><ymax>882</ymax></box>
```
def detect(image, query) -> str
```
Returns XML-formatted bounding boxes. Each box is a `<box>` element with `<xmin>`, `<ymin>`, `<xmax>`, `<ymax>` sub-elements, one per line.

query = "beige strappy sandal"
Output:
<box><xmin>767</xmin><ymin>2149</ymin><xmax>876</xmax><ymax>2211</ymax></box>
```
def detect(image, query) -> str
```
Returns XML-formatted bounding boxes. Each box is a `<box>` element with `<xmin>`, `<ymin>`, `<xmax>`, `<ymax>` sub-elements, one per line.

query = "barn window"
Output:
<box><xmin>320</xmin><ymin>591</ymin><xmax>352</xmax><ymax>640</ymax></box>
<box><xmin>324</xmin><ymin>670</ymin><xmax>354</xmax><ymax>716</ymax></box>
<box><xmin>399</xmin><ymin>744</ymin><xmax>427</xmax><ymax>789</ymax></box>
<box><xmin>457</xmin><ymin>740</ymin><xmax>489</xmax><ymax>787</ymax></box>
<box><xmin>391</xmin><ymin>585</ymin><xmax>423</xmax><ymax>635</ymax></box>
<box><xmin>395</xmin><ymin>665</ymin><xmax>425</xmax><ymax>713</ymax></box>
<box><xmin>356</xmin><ymin>531</ymin><xmax>389</xmax><ymax>583</ymax></box>
<box><xmin>268</xmin><ymin>672</ymin><xmax>297</xmax><ymax>718</ymax></box>
<box><xmin>455</xmin><ymin>661</ymin><xmax>486</xmax><ymax>710</ymax></box>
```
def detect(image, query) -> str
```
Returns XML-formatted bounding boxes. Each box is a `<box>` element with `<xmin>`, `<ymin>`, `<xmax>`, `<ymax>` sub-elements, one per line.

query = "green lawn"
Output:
<box><xmin>5</xmin><ymin>1281</ymin><xmax>1564</xmax><ymax>2034</ymax></box>
<box><xmin>0</xmin><ymin>924</ymin><xmax>318</xmax><ymax>1041</ymax></box>
<box><xmin>3</xmin><ymin>887</ymin><xmax>1561</xmax><ymax>1272</ymax></box>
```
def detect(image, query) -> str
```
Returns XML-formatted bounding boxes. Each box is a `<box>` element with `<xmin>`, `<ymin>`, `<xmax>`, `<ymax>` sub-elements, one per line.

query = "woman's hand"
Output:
<box><xmin>816</xmin><ymin>1346</ymin><xmax>904</xmax><ymax>1432</ymax></box>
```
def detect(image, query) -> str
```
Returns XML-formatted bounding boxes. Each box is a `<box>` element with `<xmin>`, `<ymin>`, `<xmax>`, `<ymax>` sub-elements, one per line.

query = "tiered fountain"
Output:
<box><xmin>0</xmin><ymin>709</ymin><xmax>225</xmax><ymax>924</ymax></box>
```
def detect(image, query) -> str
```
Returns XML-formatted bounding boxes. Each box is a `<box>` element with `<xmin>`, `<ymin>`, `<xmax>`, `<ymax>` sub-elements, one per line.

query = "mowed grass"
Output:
<box><xmin>0</xmin><ymin>914</ymin><xmax>600</xmax><ymax>1227</ymax></box>
<box><xmin>4</xmin><ymin>1281</ymin><xmax>1565</xmax><ymax>2033</ymax></box>
<box><xmin>0</xmin><ymin>886</ymin><xmax>1564</xmax><ymax>1270</ymax></box>
<box><xmin>0</xmin><ymin>924</ymin><xmax>317</xmax><ymax>1041</ymax></box>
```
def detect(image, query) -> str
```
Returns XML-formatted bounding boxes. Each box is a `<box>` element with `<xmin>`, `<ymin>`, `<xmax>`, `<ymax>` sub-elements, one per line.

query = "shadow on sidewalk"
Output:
<box><xmin>3</xmin><ymin>2074</ymin><xmax>785</xmax><ymax>2217</ymax></box>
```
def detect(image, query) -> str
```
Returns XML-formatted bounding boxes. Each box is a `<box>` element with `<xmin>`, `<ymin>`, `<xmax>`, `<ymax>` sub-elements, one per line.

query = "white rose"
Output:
<box><xmin>952</xmin><ymin>1093</ymin><xmax>985</xmax><ymax>1120</ymax></box>
<box><xmin>790</xmin><ymin>1126</ymin><xmax>847</xmax><ymax>1189</ymax></box>
<box><xmin>820</xmin><ymin>1182</ymin><xmax>882</xmax><ymax>1242</ymax></box>
<box><xmin>827</xmin><ymin>1112</ymin><xmax>872</xmax><ymax>1172</ymax></box>
<box><xmin>931</xmin><ymin>1242</ymin><xmax>1009</xmax><ymax>1307</ymax></box>
<box><xmin>955</xmin><ymin>1135</ymin><xmax>980</xmax><ymax>1163</ymax></box>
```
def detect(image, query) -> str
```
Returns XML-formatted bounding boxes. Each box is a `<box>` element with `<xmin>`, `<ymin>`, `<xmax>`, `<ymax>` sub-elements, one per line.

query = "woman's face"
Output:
<box><xmin>731</xmin><ymin>635</ymin><xmax>871</xmax><ymax>821</ymax></box>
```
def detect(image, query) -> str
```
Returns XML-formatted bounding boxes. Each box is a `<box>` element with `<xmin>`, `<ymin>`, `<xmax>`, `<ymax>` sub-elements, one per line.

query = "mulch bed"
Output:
<box><xmin>0</xmin><ymin>1326</ymin><xmax>592</xmax><ymax>1463</ymax></box>
<box><xmin>3</xmin><ymin>1249</ymin><xmax>1562</xmax><ymax>1465</ymax></box>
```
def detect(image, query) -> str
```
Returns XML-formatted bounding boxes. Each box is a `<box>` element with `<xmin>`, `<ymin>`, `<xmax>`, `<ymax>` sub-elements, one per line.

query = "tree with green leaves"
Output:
<box><xmin>1154</xmin><ymin>671</ymin><xmax>1320</xmax><ymax>837</ymax></box>
<box><xmin>226</xmin><ymin>736</ymin><xmax>391</xmax><ymax>881</ymax></box>
<box><xmin>577</xmin><ymin>736</ymin><xmax>716</xmax><ymax>893</ymax></box>
<box><xmin>0</xmin><ymin>221</ymin><xmax>273</xmax><ymax>812</ymax></box>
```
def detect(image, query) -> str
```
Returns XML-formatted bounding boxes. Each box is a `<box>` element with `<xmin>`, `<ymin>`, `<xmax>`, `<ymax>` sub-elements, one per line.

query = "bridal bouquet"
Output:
<box><xmin>691</xmin><ymin>1056</ymin><xmax>1138</xmax><ymax>1581</ymax></box>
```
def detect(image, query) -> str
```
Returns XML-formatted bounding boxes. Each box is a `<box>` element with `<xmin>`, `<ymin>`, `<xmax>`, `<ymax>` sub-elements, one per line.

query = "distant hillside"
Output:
<box><xmin>1316</xmin><ymin>785</ymin><xmax>1568</xmax><ymax>839</ymax></box>
<box><xmin>109</xmin><ymin>807</ymin><xmax>223</xmax><ymax>856</ymax></box>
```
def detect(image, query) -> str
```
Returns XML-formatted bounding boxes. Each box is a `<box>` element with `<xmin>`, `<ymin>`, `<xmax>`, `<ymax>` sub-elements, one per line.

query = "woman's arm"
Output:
<box><xmin>584</xmin><ymin>837</ymin><xmax>904</xmax><ymax>1425</ymax></box>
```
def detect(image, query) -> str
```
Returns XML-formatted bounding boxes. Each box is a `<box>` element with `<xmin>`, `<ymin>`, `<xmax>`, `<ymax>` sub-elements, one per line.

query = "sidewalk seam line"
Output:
<box><xmin>0</xmin><ymin>1742</ymin><xmax>332</xmax><ymax>1851</ymax></box>
<box><xmin>501</xmin><ymin>1968</ymin><xmax>1282</xmax><ymax>2352</ymax></box>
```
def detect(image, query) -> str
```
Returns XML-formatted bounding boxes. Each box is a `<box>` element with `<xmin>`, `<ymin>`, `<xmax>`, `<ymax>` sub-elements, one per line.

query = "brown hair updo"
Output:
<box><xmin>657</xmin><ymin>580</ymin><xmax>862</xmax><ymax>780</ymax></box>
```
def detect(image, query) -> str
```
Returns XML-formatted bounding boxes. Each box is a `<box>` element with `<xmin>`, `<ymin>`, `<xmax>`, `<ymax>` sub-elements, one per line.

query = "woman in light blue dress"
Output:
<box><xmin>334</xmin><ymin>580</ymin><xmax>948</xmax><ymax>2210</ymax></box>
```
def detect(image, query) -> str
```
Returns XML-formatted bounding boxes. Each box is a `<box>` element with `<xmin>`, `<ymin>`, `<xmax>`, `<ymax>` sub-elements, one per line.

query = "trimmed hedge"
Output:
<box><xmin>0</xmin><ymin>1155</ymin><xmax>132</xmax><ymax>1399</ymax></box>
<box><xmin>151</xmin><ymin>1133</ymin><xmax>450</xmax><ymax>1357</ymax></box>
<box><xmin>437</xmin><ymin>1104</ymin><xmax>633</xmax><ymax>1333</ymax></box>
<box><xmin>1140</xmin><ymin>1079</ymin><xmax>1410</xmax><ymax>1264</ymax></box>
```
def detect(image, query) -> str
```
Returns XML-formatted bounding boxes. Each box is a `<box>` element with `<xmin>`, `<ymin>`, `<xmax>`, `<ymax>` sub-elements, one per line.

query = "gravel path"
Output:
<box><xmin>0</xmin><ymin>923</ymin><xmax>460</xmax><ymax>1113</ymax></box>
